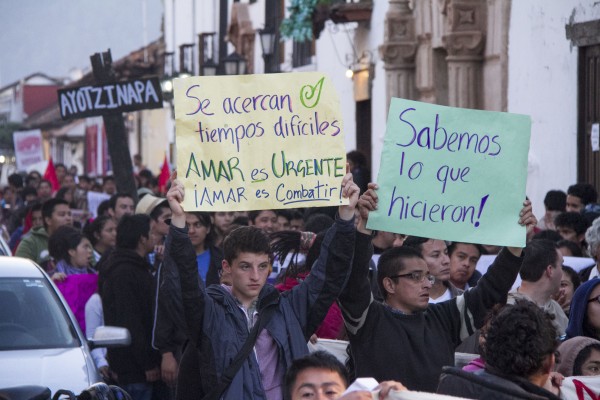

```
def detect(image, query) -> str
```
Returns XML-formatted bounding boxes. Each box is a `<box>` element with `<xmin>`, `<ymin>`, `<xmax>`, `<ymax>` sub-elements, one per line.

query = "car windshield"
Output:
<box><xmin>0</xmin><ymin>277</ymin><xmax>80</xmax><ymax>350</ymax></box>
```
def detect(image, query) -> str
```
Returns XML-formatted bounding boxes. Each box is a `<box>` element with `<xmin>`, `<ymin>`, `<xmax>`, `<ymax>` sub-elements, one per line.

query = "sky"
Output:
<box><xmin>0</xmin><ymin>0</ymin><xmax>163</xmax><ymax>87</ymax></box>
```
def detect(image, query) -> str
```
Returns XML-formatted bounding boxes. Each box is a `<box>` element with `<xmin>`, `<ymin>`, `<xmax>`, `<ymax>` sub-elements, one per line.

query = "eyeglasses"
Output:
<box><xmin>588</xmin><ymin>295</ymin><xmax>600</xmax><ymax>304</ymax></box>
<box><xmin>389</xmin><ymin>271</ymin><xmax>435</xmax><ymax>285</ymax></box>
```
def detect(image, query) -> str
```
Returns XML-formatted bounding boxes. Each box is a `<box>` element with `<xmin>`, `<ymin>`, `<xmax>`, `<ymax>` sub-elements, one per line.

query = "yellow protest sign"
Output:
<box><xmin>174</xmin><ymin>72</ymin><xmax>347</xmax><ymax>211</ymax></box>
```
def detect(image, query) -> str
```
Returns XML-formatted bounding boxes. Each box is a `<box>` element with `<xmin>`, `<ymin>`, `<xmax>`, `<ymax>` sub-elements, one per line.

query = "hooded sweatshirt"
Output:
<box><xmin>556</xmin><ymin>336</ymin><xmax>600</xmax><ymax>376</ymax></box>
<box><xmin>566</xmin><ymin>278</ymin><xmax>600</xmax><ymax>339</ymax></box>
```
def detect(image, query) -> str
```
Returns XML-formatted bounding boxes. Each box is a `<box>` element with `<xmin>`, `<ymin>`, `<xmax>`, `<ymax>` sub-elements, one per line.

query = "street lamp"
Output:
<box><xmin>201</xmin><ymin>59</ymin><xmax>218</xmax><ymax>76</ymax></box>
<box><xmin>223</xmin><ymin>52</ymin><xmax>247</xmax><ymax>75</ymax></box>
<box><xmin>258</xmin><ymin>27</ymin><xmax>279</xmax><ymax>73</ymax></box>
<box><xmin>160</xmin><ymin>51</ymin><xmax>176</xmax><ymax>102</ymax></box>
<box><xmin>258</xmin><ymin>28</ymin><xmax>277</xmax><ymax>57</ymax></box>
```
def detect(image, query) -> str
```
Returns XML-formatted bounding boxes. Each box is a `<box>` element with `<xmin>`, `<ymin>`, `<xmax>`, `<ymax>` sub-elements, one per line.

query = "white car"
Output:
<box><xmin>0</xmin><ymin>257</ymin><xmax>129</xmax><ymax>393</ymax></box>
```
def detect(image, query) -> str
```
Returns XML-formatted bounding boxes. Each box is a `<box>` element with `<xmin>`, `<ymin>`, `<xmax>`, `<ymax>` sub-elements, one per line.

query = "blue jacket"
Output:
<box><xmin>168</xmin><ymin>216</ymin><xmax>356</xmax><ymax>399</ymax></box>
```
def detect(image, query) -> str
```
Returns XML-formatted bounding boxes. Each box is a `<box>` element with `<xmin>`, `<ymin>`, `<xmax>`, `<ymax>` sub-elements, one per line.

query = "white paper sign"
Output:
<box><xmin>13</xmin><ymin>129</ymin><xmax>44</xmax><ymax>170</ymax></box>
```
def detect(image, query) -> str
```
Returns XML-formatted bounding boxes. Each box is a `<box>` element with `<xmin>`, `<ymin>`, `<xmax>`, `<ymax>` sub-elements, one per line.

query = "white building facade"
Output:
<box><xmin>163</xmin><ymin>0</ymin><xmax>600</xmax><ymax>217</ymax></box>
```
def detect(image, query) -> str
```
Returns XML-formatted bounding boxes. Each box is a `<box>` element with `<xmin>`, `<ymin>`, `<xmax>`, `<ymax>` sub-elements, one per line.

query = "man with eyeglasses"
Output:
<box><xmin>338</xmin><ymin>183</ymin><xmax>537</xmax><ymax>392</ymax></box>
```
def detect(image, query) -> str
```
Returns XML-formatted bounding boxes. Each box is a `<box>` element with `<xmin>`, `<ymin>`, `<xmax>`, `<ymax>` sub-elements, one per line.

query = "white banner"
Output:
<box><xmin>561</xmin><ymin>376</ymin><xmax>600</xmax><ymax>400</ymax></box>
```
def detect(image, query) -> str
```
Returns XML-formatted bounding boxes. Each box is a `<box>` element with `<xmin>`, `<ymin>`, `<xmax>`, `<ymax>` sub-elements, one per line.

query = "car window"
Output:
<box><xmin>0</xmin><ymin>278</ymin><xmax>80</xmax><ymax>350</ymax></box>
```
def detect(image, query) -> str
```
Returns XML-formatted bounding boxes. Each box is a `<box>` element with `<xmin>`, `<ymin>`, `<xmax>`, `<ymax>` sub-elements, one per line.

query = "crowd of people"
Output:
<box><xmin>3</xmin><ymin>153</ymin><xmax>600</xmax><ymax>400</ymax></box>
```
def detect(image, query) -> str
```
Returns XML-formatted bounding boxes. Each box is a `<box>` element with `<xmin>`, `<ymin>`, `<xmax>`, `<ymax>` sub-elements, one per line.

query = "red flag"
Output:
<box><xmin>158</xmin><ymin>155</ymin><xmax>170</xmax><ymax>194</ymax></box>
<box><xmin>44</xmin><ymin>157</ymin><xmax>60</xmax><ymax>193</ymax></box>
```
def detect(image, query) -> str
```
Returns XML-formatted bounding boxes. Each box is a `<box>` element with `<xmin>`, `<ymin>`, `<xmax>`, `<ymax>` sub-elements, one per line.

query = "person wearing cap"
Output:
<box><xmin>135</xmin><ymin>194</ymin><xmax>171</xmax><ymax>271</ymax></box>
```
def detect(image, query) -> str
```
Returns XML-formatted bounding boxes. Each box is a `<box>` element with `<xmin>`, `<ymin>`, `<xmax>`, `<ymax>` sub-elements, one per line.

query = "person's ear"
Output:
<box><xmin>382</xmin><ymin>277</ymin><xmax>396</xmax><ymax>297</ymax></box>
<box><xmin>222</xmin><ymin>259</ymin><xmax>232</xmax><ymax>273</ymax></box>
<box><xmin>68</xmin><ymin>248</ymin><xmax>76</xmax><ymax>260</ymax></box>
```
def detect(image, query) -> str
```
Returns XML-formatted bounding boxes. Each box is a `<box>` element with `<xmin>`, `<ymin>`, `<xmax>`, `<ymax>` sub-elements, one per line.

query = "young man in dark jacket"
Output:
<box><xmin>166</xmin><ymin>173</ymin><xmax>359</xmax><ymax>399</ymax></box>
<box><xmin>339</xmin><ymin>183</ymin><xmax>536</xmax><ymax>392</ymax></box>
<box><xmin>437</xmin><ymin>301</ymin><xmax>561</xmax><ymax>399</ymax></box>
<box><xmin>99</xmin><ymin>214</ymin><xmax>161</xmax><ymax>400</ymax></box>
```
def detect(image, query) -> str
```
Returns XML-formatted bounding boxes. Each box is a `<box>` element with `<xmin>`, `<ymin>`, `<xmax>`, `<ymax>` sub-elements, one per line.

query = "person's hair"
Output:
<box><xmin>8</xmin><ymin>173</ymin><xmax>23</xmax><ymax>189</ymax></box>
<box><xmin>48</xmin><ymin>225</ymin><xmax>84</xmax><ymax>263</ymax></box>
<box><xmin>84</xmin><ymin>215</ymin><xmax>113</xmax><ymax>247</ymax></box>
<box><xmin>402</xmin><ymin>236</ymin><xmax>430</xmax><ymax>255</ymax></box>
<box><xmin>54</xmin><ymin>162</ymin><xmax>66</xmax><ymax>171</ymax></box>
<box><xmin>222</xmin><ymin>226</ymin><xmax>270</xmax><ymax>263</ymax></box>
<box><xmin>284</xmin><ymin>351</ymin><xmax>348</xmax><ymax>400</ymax></box>
<box><xmin>586</xmin><ymin>218</ymin><xmax>600</xmax><ymax>260</ymax></box>
<box><xmin>483</xmin><ymin>300</ymin><xmax>558</xmax><ymax>379</ymax></box>
<box><xmin>232</xmin><ymin>215</ymin><xmax>249</xmax><ymax>226</ymax></box>
<box><xmin>41</xmin><ymin>198</ymin><xmax>69</xmax><ymax>228</ymax></box>
<box><xmin>447</xmin><ymin>242</ymin><xmax>484</xmax><ymax>257</ymax></box>
<box><xmin>108</xmin><ymin>193</ymin><xmax>134</xmax><ymax>211</ymax></box>
<box><xmin>276</xmin><ymin>209</ymin><xmax>293</xmax><ymax>223</ymax></box>
<box><xmin>303</xmin><ymin>213</ymin><xmax>334</xmax><ymax>234</ymax></box>
<box><xmin>102</xmin><ymin>175</ymin><xmax>115</xmax><ymax>185</ymax></box>
<box><xmin>78</xmin><ymin>175</ymin><xmax>91</xmax><ymax>184</ymax></box>
<box><xmin>554</xmin><ymin>212</ymin><xmax>590</xmax><ymax>235</ymax></box>
<box><xmin>561</xmin><ymin>265</ymin><xmax>581</xmax><ymax>292</ymax></box>
<box><xmin>21</xmin><ymin>186</ymin><xmax>38</xmax><ymax>199</ymax></box>
<box><xmin>149</xmin><ymin>200</ymin><xmax>169</xmax><ymax>221</ymax></box>
<box><xmin>573</xmin><ymin>343</ymin><xmax>600</xmax><ymax>376</ymax></box>
<box><xmin>377</xmin><ymin>246</ymin><xmax>424</xmax><ymax>300</ymax></box>
<box><xmin>116</xmin><ymin>214</ymin><xmax>151</xmax><ymax>250</ymax></box>
<box><xmin>96</xmin><ymin>199</ymin><xmax>111</xmax><ymax>217</ymax></box>
<box><xmin>520</xmin><ymin>239</ymin><xmax>559</xmax><ymax>282</ymax></box>
<box><xmin>30</xmin><ymin>201</ymin><xmax>43</xmax><ymax>214</ymax></box>
<box><xmin>247</xmin><ymin>209</ymin><xmax>275</xmax><ymax>224</ymax></box>
<box><xmin>544</xmin><ymin>190</ymin><xmax>567</xmax><ymax>212</ymax></box>
<box><xmin>138</xmin><ymin>168</ymin><xmax>154</xmax><ymax>180</ymax></box>
<box><xmin>346</xmin><ymin>150</ymin><xmax>367</xmax><ymax>167</ymax></box>
<box><xmin>25</xmin><ymin>174</ymin><xmax>39</xmax><ymax>187</ymax></box>
<box><xmin>531</xmin><ymin>229</ymin><xmax>563</xmax><ymax>243</ymax></box>
<box><xmin>187</xmin><ymin>212</ymin><xmax>214</xmax><ymax>244</ymax></box>
<box><xmin>290</xmin><ymin>209</ymin><xmax>304</xmax><ymax>221</ymax></box>
<box><xmin>557</xmin><ymin>239</ymin><xmax>583</xmax><ymax>257</ymax></box>
<box><xmin>568</xmin><ymin>183</ymin><xmax>598</xmax><ymax>206</ymax></box>
<box><xmin>271</xmin><ymin>230</ymin><xmax>325</xmax><ymax>282</ymax></box>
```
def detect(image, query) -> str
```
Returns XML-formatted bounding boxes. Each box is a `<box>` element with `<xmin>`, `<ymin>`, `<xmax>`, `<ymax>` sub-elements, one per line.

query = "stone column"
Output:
<box><xmin>443</xmin><ymin>0</ymin><xmax>486</xmax><ymax>109</ymax></box>
<box><xmin>379</xmin><ymin>0</ymin><xmax>418</xmax><ymax>109</ymax></box>
<box><xmin>414</xmin><ymin>0</ymin><xmax>436</xmax><ymax>103</ymax></box>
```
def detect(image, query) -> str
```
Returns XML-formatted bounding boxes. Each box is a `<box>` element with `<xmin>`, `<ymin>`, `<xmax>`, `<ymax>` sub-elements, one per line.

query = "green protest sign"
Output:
<box><xmin>367</xmin><ymin>98</ymin><xmax>531</xmax><ymax>247</ymax></box>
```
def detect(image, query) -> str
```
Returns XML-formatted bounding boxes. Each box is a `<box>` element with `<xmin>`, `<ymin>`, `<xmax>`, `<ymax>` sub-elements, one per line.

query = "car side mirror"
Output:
<box><xmin>88</xmin><ymin>326</ymin><xmax>131</xmax><ymax>349</ymax></box>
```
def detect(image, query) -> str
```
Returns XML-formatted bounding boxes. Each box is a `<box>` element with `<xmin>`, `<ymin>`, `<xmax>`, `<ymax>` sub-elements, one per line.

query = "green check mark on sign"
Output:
<box><xmin>300</xmin><ymin>77</ymin><xmax>325</xmax><ymax>108</ymax></box>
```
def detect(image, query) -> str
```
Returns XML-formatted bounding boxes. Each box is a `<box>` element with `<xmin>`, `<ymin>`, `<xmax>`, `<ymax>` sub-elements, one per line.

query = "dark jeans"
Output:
<box><xmin>121</xmin><ymin>383</ymin><xmax>152</xmax><ymax>400</ymax></box>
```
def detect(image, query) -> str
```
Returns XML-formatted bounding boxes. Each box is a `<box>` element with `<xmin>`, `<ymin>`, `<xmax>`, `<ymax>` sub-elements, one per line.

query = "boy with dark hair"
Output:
<box><xmin>554</xmin><ymin>211</ymin><xmax>590</xmax><ymax>251</ymax></box>
<box><xmin>538</xmin><ymin>190</ymin><xmax>567</xmax><ymax>231</ymax></box>
<box><xmin>567</xmin><ymin>183</ymin><xmax>598</xmax><ymax>213</ymax></box>
<box><xmin>448</xmin><ymin>242</ymin><xmax>483</xmax><ymax>290</ymax></box>
<box><xmin>166</xmin><ymin>173</ymin><xmax>359</xmax><ymax>399</ymax></box>
<box><xmin>285</xmin><ymin>351</ymin><xmax>406</xmax><ymax>400</ymax></box>
<box><xmin>15</xmin><ymin>198</ymin><xmax>72</xmax><ymax>270</ymax></box>
<box><xmin>99</xmin><ymin>214</ymin><xmax>160</xmax><ymax>400</ymax></box>
<box><xmin>248</xmin><ymin>209</ymin><xmax>278</xmax><ymax>234</ymax></box>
